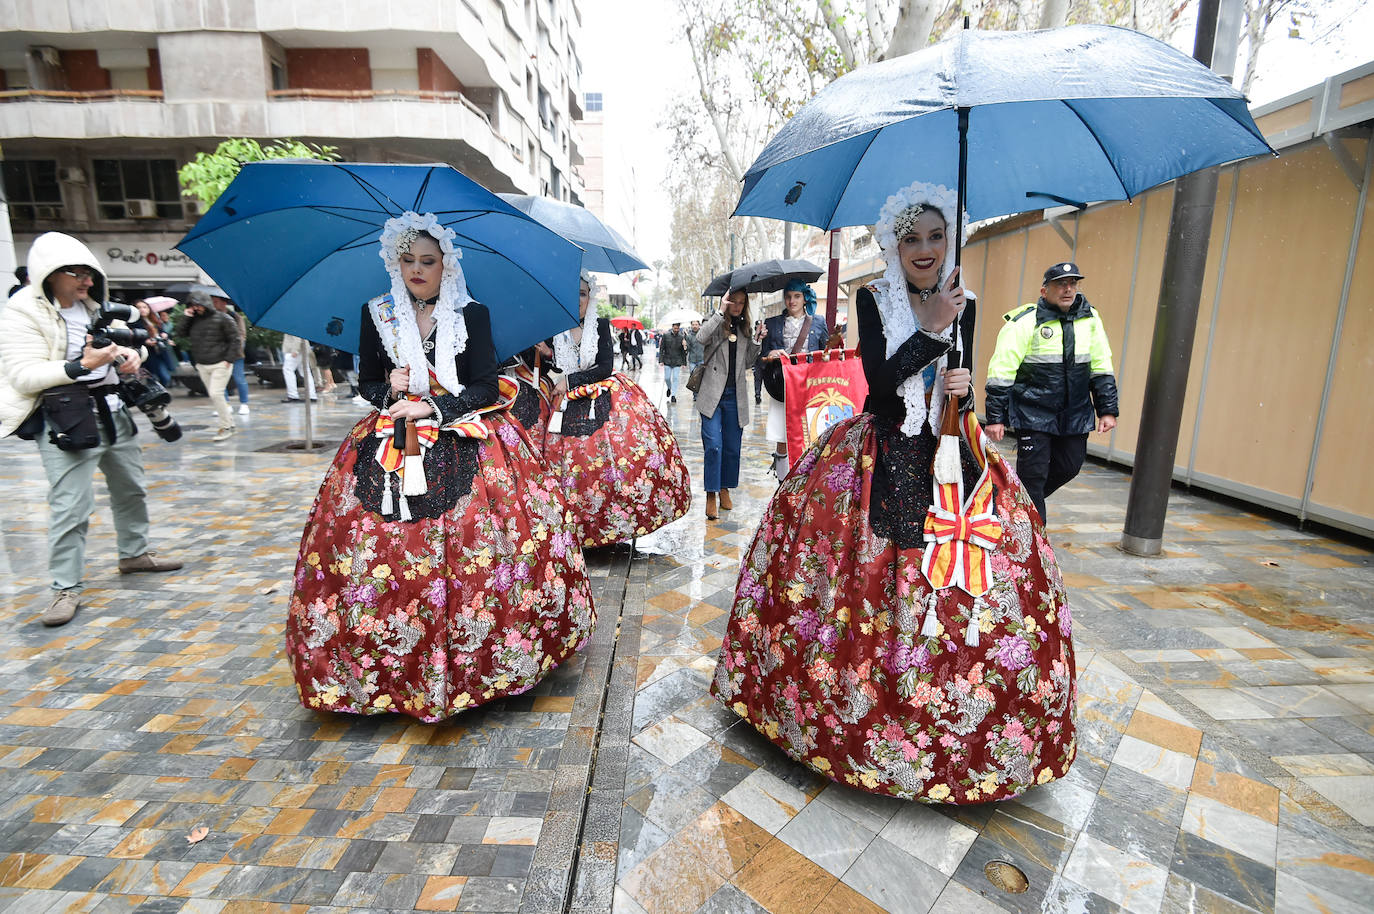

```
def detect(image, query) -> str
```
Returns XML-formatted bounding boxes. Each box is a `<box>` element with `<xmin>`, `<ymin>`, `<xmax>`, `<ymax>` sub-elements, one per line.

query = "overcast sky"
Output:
<box><xmin>578</xmin><ymin>0</ymin><xmax>1374</xmax><ymax>268</ymax></box>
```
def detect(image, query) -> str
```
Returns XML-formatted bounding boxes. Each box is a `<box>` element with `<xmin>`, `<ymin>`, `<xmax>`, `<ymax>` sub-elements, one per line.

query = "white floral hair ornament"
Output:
<box><xmin>372</xmin><ymin>211</ymin><xmax>471</xmax><ymax>397</ymax></box>
<box><xmin>554</xmin><ymin>269</ymin><xmax>601</xmax><ymax>374</ymax></box>
<box><xmin>871</xmin><ymin>180</ymin><xmax>968</xmax><ymax>437</ymax></box>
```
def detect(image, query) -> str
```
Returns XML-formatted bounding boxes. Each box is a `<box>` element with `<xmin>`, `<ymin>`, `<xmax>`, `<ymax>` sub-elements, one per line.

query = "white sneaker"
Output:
<box><xmin>213</xmin><ymin>427</ymin><xmax>235</xmax><ymax>442</ymax></box>
<box><xmin>238</xmin><ymin>404</ymin><xmax>250</xmax><ymax>415</ymax></box>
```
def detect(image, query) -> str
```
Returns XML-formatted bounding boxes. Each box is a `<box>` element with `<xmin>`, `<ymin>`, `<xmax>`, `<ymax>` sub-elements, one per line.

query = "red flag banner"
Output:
<box><xmin>781</xmin><ymin>349</ymin><xmax>868</xmax><ymax>459</ymax></box>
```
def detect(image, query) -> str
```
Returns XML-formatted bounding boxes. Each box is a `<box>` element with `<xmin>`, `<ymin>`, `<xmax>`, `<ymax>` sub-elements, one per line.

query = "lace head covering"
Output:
<box><xmin>554</xmin><ymin>269</ymin><xmax>600</xmax><ymax>373</ymax></box>
<box><xmin>871</xmin><ymin>180</ymin><xmax>966</xmax><ymax>436</ymax></box>
<box><xmin>372</xmin><ymin>211</ymin><xmax>471</xmax><ymax>397</ymax></box>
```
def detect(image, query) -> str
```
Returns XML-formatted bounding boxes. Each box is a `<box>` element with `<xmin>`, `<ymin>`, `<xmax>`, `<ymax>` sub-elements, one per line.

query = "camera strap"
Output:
<box><xmin>89</xmin><ymin>385</ymin><xmax>119</xmax><ymax>441</ymax></box>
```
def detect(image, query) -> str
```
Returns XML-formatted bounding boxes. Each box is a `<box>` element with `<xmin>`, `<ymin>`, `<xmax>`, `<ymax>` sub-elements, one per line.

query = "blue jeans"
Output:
<box><xmin>700</xmin><ymin>385</ymin><xmax>741</xmax><ymax>492</ymax></box>
<box><xmin>227</xmin><ymin>358</ymin><xmax>250</xmax><ymax>404</ymax></box>
<box><xmin>664</xmin><ymin>364</ymin><xmax>682</xmax><ymax>398</ymax></box>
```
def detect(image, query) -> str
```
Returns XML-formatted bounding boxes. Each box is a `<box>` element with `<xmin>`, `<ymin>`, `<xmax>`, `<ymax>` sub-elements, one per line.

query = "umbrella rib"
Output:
<box><xmin>1060</xmin><ymin>100</ymin><xmax>1132</xmax><ymax>202</ymax></box>
<box><xmin>334</xmin><ymin>165</ymin><xmax>407</xmax><ymax>215</ymax></box>
<box><xmin>412</xmin><ymin>167</ymin><xmax>435</xmax><ymax>212</ymax></box>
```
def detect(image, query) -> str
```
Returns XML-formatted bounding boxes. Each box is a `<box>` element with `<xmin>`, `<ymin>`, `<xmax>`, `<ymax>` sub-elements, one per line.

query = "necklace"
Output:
<box><xmin>906</xmin><ymin>280</ymin><xmax>936</xmax><ymax>303</ymax></box>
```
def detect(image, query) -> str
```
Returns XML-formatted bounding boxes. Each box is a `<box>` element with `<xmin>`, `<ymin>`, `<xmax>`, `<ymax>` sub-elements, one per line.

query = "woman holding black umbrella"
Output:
<box><xmin>712</xmin><ymin>181</ymin><xmax>1076</xmax><ymax>803</ymax></box>
<box><xmin>285</xmin><ymin>212</ymin><xmax>595</xmax><ymax>722</ymax></box>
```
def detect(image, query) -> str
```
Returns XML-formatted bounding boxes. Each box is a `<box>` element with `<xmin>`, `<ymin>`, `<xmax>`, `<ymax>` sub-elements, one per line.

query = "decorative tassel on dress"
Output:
<box><xmin>402</xmin><ymin>417</ymin><xmax>427</xmax><ymax>497</ymax></box>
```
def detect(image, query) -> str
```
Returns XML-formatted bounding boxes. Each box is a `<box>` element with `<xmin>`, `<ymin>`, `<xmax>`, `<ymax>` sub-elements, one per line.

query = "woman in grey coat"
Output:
<box><xmin>695</xmin><ymin>289</ymin><xmax>763</xmax><ymax>520</ymax></box>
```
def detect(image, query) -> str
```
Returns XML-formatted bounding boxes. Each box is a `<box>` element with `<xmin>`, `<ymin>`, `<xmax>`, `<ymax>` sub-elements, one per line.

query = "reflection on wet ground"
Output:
<box><xmin>0</xmin><ymin>365</ymin><xmax>1370</xmax><ymax>914</ymax></box>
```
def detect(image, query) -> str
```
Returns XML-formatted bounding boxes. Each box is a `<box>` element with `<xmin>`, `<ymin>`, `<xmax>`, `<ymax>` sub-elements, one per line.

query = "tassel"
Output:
<box><xmin>381</xmin><ymin>475</ymin><xmax>394</xmax><ymax>516</ymax></box>
<box><xmin>965</xmin><ymin>603</ymin><xmax>982</xmax><ymax>647</ymax></box>
<box><xmin>399</xmin><ymin>493</ymin><xmax>413</xmax><ymax>522</ymax></box>
<box><xmin>920</xmin><ymin>591</ymin><xmax>940</xmax><ymax>638</ymax></box>
<box><xmin>933</xmin><ymin>434</ymin><xmax>961</xmax><ymax>485</ymax></box>
<box><xmin>402</xmin><ymin>453</ymin><xmax>427</xmax><ymax>496</ymax></box>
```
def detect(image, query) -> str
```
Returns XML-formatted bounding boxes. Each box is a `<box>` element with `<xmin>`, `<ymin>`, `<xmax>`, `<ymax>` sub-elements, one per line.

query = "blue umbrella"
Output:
<box><xmin>175</xmin><ymin>161</ymin><xmax>584</xmax><ymax>360</ymax></box>
<box><xmin>498</xmin><ymin>193</ymin><xmax>649</xmax><ymax>274</ymax></box>
<box><xmin>734</xmin><ymin>25</ymin><xmax>1275</xmax><ymax>231</ymax></box>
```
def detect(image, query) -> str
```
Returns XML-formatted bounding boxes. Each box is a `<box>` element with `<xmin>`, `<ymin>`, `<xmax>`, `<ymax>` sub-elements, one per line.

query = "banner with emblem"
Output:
<box><xmin>781</xmin><ymin>349</ymin><xmax>868</xmax><ymax>458</ymax></box>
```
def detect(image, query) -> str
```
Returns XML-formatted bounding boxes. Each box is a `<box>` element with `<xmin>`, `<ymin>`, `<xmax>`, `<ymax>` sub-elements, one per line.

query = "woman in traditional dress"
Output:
<box><xmin>544</xmin><ymin>272</ymin><xmax>691</xmax><ymax>547</ymax></box>
<box><xmin>695</xmin><ymin>288</ymin><xmax>762</xmax><ymax>520</ymax></box>
<box><xmin>711</xmin><ymin>181</ymin><xmax>1076</xmax><ymax>803</ymax></box>
<box><xmin>285</xmin><ymin>212</ymin><xmax>596</xmax><ymax>721</ymax></box>
<box><xmin>502</xmin><ymin>341</ymin><xmax>556</xmax><ymax>449</ymax></box>
<box><xmin>760</xmin><ymin>280</ymin><xmax>830</xmax><ymax>479</ymax></box>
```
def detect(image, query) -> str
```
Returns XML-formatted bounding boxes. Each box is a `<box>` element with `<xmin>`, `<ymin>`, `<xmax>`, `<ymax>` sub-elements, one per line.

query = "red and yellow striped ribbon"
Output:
<box><xmin>920</xmin><ymin>415</ymin><xmax>1003</xmax><ymax>597</ymax></box>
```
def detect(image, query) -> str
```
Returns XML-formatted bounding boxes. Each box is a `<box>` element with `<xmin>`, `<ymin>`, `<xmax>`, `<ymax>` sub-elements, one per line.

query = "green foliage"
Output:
<box><xmin>178</xmin><ymin>138</ymin><xmax>341</xmax><ymax>206</ymax></box>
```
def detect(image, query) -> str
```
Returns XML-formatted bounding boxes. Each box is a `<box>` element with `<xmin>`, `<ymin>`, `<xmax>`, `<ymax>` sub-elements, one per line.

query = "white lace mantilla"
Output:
<box><xmin>871</xmin><ymin>180</ymin><xmax>967</xmax><ymax>437</ymax></box>
<box><xmin>553</xmin><ymin>271</ymin><xmax>600</xmax><ymax>374</ymax></box>
<box><xmin>371</xmin><ymin>211</ymin><xmax>471</xmax><ymax>398</ymax></box>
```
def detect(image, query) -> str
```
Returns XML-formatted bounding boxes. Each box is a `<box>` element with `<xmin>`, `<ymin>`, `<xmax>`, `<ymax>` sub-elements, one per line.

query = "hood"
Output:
<box><xmin>26</xmin><ymin>231</ymin><xmax>107</xmax><ymax>305</ymax></box>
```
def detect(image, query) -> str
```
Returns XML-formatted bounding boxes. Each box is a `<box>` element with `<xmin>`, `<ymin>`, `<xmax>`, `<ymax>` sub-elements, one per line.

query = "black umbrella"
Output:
<box><xmin>701</xmin><ymin>258</ymin><xmax>824</xmax><ymax>297</ymax></box>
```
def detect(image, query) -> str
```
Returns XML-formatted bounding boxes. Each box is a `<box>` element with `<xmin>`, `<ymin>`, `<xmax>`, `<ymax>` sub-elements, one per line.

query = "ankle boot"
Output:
<box><xmin>705</xmin><ymin>491</ymin><xmax>718</xmax><ymax>520</ymax></box>
<box><xmin>719</xmin><ymin>489</ymin><xmax>733</xmax><ymax>510</ymax></box>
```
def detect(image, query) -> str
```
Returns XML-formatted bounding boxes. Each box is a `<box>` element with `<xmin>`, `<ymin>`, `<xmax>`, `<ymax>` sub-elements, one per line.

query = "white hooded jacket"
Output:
<box><xmin>0</xmin><ymin>232</ymin><xmax>114</xmax><ymax>437</ymax></box>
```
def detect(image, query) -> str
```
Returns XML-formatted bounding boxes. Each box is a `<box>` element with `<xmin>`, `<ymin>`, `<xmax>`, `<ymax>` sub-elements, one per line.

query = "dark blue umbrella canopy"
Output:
<box><xmin>176</xmin><ymin>161</ymin><xmax>584</xmax><ymax>360</ymax></box>
<box><xmin>498</xmin><ymin>193</ymin><xmax>649</xmax><ymax>274</ymax></box>
<box><xmin>735</xmin><ymin>25</ymin><xmax>1274</xmax><ymax>229</ymax></box>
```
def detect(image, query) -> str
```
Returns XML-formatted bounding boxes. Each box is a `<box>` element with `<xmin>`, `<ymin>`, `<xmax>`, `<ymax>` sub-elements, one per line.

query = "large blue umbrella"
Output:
<box><xmin>175</xmin><ymin>161</ymin><xmax>584</xmax><ymax>360</ymax></box>
<box><xmin>734</xmin><ymin>25</ymin><xmax>1274</xmax><ymax>231</ymax></box>
<box><xmin>498</xmin><ymin>193</ymin><xmax>649</xmax><ymax>274</ymax></box>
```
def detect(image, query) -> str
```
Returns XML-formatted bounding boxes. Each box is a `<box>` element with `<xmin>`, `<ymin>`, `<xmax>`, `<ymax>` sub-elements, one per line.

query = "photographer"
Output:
<box><xmin>0</xmin><ymin>232</ymin><xmax>183</xmax><ymax>627</ymax></box>
<box><xmin>176</xmin><ymin>291</ymin><xmax>239</xmax><ymax>441</ymax></box>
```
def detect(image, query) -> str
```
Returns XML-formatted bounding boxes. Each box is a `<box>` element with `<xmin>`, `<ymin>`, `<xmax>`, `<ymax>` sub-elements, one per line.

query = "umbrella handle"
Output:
<box><xmin>405</xmin><ymin>419</ymin><xmax>420</xmax><ymax>457</ymax></box>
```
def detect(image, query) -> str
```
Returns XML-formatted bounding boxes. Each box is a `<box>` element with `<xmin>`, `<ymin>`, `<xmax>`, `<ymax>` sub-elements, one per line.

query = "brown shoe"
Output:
<box><xmin>118</xmin><ymin>553</ymin><xmax>184</xmax><ymax>575</ymax></box>
<box><xmin>719</xmin><ymin>489</ymin><xmax>733</xmax><ymax>511</ymax></box>
<box><xmin>42</xmin><ymin>590</ymin><xmax>79</xmax><ymax>627</ymax></box>
<box><xmin>705</xmin><ymin>492</ymin><xmax>718</xmax><ymax>520</ymax></box>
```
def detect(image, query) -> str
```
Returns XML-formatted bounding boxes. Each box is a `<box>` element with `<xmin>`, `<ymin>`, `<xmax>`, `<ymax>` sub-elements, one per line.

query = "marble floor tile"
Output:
<box><xmin>928</xmin><ymin>879</ymin><xmax>1016</xmax><ymax>914</ymax></box>
<box><xmin>840</xmin><ymin>835</ymin><xmax>948</xmax><ymax>914</ymax></box>
<box><xmin>693</xmin><ymin>882</ymin><xmax>769</xmax><ymax>914</ymax></box>
<box><xmin>720</xmin><ymin>768</ymin><xmax>810</xmax><ymax>835</ymax></box>
<box><xmin>1063</xmin><ymin>833</ymin><xmax>1169</xmax><ymax>914</ymax></box>
<box><xmin>1170</xmin><ymin>831</ymin><xmax>1277</xmax><ymax>913</ymax></box>
<box><xmin>1180</xmin><ymin>794</ymin><xmax>1278</xmax><ymax>866</ymax></box>
<box><xmin>1012</xmin><ymin>776</ymin><xmax>1099</xmax><ymax>832</ymax></box>
<box><xmin>631</xmin><ymin>717</ymin><xmax>712</xmax><ymax>767</ymax></box>
<box><xmin>1297</xmin><ymin>775</ymin><xmax>1374</xmax><ymax>826</ymax></box>
<box><xmin>620</xmin><ymin>833</ymin><xmax>727</xmax><ymax>914</ymax></box>
<box><xmin>879</xmin><ymin>803</ymin><xmax>980</xmax><ymax>876</ymax></box>
<box><xmin>1273</xmin><ymin>871</ymin><xmax>1368</xmax><ymax>914</ymax></box>
<box><xmin>1175</xmin><ymin>688</ymin><xmax>1272</xmax><ymax>721</ymax></box>
<box><xmin>776</xmin><ymin>797</ymin><xmax>876</xmax><ymax>877</ymax></box>
<box><xmin>1273</xmin><ymin>753</ymin><xmax>1374</xmax><ymax>777</ymax></box>
<box><xmin>1234</xmin><ymin>685</ymin><xmax>1366</xmax><ymax>719</ymax></box>
<box><xmin>1111</xmin><ymin>735</ymin><xmax>1197</xmax><ymax>790</ymax></box>
<box><xmin>1324</xmin><ymin>684</ymin><xmax>1374</xmax><ymax>712</ymax></box>
<box><xmin>733</xmin><ymin>836</ymin><xmax>836</xmax><ymax>914</ymax></box>
<box><xmin>811</xmin><ymin>782</ymin><xmax>904</xmax><ymax>833</ymax></box>
<box><xmin>673</xmin><ymin>802</ymin><xmax>771</xmax><ymax>880</ymax></box>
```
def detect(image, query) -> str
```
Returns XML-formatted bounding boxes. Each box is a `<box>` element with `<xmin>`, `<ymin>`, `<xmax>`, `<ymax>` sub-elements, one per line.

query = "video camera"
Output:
<box><xmin>89</xmin><ymin>302</ymin><xmax>182</xmax><ymax>443</ymax></box>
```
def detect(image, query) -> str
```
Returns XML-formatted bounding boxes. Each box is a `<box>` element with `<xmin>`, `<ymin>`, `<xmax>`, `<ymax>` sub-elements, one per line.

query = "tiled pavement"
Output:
<box><xmin>0</xmin><ymin>369</ymin><xmax>1371</xmax><ymax>913</ymax></box>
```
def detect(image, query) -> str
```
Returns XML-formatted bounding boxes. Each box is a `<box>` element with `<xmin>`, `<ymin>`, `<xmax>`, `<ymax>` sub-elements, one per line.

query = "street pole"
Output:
<box><xmin>729</xmin><ymin>232</ymin><xmax>736</xmax><ymax>270</ymax></box>
<box><xmin>783</xmin><ymin>222</ymin><xmax>792</xmax><ymax>260</ymax></box>
<box><xmin>824</xmin><ymin>229</ymin><xmax>840</xmax><ymax>329</ymax></box>
<box><xmin>1120</xmin><ymin>0</ymin><xmax>1233</xmax><ymax>556</ymax></box>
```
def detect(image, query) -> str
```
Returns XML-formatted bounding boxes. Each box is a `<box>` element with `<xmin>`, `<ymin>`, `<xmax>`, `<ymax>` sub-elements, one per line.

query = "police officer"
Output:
<box><xmin>985</xmin><ymin>262</ymin><xmax>1118</xmax><ymax>522</ymax></box>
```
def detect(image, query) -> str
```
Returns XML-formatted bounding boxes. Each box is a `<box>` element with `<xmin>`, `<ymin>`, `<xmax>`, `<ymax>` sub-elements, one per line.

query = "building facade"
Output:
<box><xmin>0</xmin><ymin>0</ymin><xmax>586</xmax><ymax>298</ymax></box>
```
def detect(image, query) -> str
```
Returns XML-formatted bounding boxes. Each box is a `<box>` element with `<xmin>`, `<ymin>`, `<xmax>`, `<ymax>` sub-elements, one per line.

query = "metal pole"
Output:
<box><xmin>729</xmin><ymin>232</ymin><xmax>737</xmax><ymax>270</ymax></box>
<box><xmin>783</xmin><ymin>222</ymin><xmax>792</xmax><ymax>260</ymax></box>
<box><xmin>824</xmin><ymin>229</ymin><xmax>840</xmax><ymax>329</ymax></box>
<box><xmin>1120</xmin><ymin>0</ymin><xmax>1225</xmax><ymax>556</ymax></box>
<box><xmin>300</xmin><ymin>336</ymin><xmax>314</xmax><ymax>451</ymax></box>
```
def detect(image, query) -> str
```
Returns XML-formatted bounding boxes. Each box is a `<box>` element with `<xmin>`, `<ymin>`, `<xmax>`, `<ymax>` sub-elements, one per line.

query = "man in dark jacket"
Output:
<box><xmin>176</xmin><ymin>291</ymin><xmax>241</xmax><ymax>441</ymax></box>
<box><xmin>658</xmin><ymin>321</ymin><xmax>689</xmax><ymax>403</ymax></box>
<box><xmin>985</xmin><ymin>262</ymin><xmax>1119</xmax><ymax>522</ymax></box>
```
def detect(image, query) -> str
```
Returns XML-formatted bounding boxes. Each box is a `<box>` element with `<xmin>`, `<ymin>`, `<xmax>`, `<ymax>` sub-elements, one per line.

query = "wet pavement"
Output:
<box><xmin>0</xmin><ymin>366</ymin><xmax>1370</xmax><ymax>914</ymax></box>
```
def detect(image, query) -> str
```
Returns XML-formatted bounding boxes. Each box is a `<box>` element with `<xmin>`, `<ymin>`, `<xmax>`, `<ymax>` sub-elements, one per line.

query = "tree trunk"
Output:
<box><xmin>819</xmin><ymin>0</ymin><xmax>859</xmax><ymax>70</ymax></box>
<box><xmin>1038</xmin><ymin>0</ymin><xmax>1071</xmax><ymax>29</ymax></box>
<box><xmin>882</xmin><ymin>0</ymin><xmax>941</xmax><ymax>60</ymax></box>
<box><xmin>1240</xmin><ymin>0</ymin><xmax>1273</xmax><ymax>97</ymax></box>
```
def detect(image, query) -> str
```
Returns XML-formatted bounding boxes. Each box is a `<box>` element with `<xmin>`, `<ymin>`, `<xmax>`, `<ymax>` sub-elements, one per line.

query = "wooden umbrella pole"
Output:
<box><xmin>401</xmin><ymin>409</ymin><xmax>427</xmax><ymax>496</ymax></box>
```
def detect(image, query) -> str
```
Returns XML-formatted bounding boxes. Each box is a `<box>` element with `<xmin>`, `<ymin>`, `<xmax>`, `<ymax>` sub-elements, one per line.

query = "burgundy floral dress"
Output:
<box><xmin>286</xmin><ymin>299</ymin><xmax>596</xmax><ymax>721</ymax></box>
<box><xmin>711</xmin><ymin>287</ymin><xmax>1076</xmax><ymax>802</ymax></box>
<box><xmin>544</xmin><ymin>318</ymin><xmax>691</xmax><ymax>548</ymax></box>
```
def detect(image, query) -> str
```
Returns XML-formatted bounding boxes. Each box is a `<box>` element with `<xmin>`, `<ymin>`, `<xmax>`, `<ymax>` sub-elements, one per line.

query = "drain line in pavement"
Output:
<box><xmin>562</xmin><ymin>543</ymin><xmax>634</xmax><ymax>913</ymax></box>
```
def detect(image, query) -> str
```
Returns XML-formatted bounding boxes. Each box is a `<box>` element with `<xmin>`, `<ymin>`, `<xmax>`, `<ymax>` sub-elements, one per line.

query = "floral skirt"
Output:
<box><xmin>286</xmin><ymin>410</ymin><xmax>596</xmax><ymax>722</ymax></box>
<box><xmin>711</xmin><ymin>413</ymin><xmax>1076</xmax><ymax>803</ymax></box>
<box><xmin>544</xmin><ymin>374</ymin><xmax>691</xmax><ymax>548</ymax></box>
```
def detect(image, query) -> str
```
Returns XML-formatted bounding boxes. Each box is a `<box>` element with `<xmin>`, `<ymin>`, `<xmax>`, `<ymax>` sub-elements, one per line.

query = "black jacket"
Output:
<box><xmin>984</xmin><ymin>294</ymin><xmax>1119</xmax><ymax>435</ymax></box>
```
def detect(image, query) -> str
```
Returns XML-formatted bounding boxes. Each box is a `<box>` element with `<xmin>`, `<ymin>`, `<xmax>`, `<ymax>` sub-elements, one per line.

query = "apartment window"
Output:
<box><xmin>537</xmin><ymin>86</ymin><xmax>552</xmax><ymax>128</ymax></box>
<box><xmin>2</xmin><ymin>160</ymin><xmax>62</xmax><ymax>220</ymax></box>
<box><xmin>526</xmin><ymin>69</ymin><xmax>535</xmax><ymax>105</ymax></box>
<box><xmin>271</xmin><ymin>61</ymin><xmax>287</xmax><ymax>91</ymax></box>
<box><xmin>585</xmin><ymin>92</ymin><xmax>602</xmax><ymax>112</ymax></box>
<box><xmin>92</xmin><ymin>158</ymin><xmax>181</xmax><ymax>219</ymax></box>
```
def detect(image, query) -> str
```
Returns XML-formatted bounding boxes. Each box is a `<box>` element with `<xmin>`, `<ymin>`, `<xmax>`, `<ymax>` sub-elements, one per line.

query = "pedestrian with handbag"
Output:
<box><xmin>694</xmin><ymin>289</ymin><xmax>762</xmax><ymax>520</ymax></box>
<box><xmin>760</xmin><ymin>279</ymin><xmax>829</xmax><ymax>478</ymax></box>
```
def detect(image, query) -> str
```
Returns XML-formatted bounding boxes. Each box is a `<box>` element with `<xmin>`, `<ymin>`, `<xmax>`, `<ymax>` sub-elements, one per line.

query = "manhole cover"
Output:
<box><xmin>984</xmin><ymin>860</ymin><xmax>1029</xmax><ymax>894</ymax></box>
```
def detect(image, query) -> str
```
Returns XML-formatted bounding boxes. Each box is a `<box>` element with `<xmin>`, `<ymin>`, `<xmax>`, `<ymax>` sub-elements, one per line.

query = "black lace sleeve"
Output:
<box><xmin>356</xmin><ymin>304</ymin><xmax>392</xmax><ymax>410</ymax></box>
<box><xmin>567</xmin><ymin>318</ymin><xmax>614</xmax><ymax>388</ymax></box>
